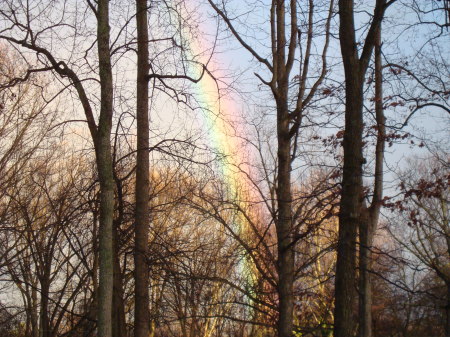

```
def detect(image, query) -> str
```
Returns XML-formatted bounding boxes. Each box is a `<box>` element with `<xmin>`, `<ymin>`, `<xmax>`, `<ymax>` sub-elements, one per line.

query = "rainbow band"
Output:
<box><xmin>177</xmin><ymin>0</ymin><xmax>261</xmax><ymax>302</ymax></box>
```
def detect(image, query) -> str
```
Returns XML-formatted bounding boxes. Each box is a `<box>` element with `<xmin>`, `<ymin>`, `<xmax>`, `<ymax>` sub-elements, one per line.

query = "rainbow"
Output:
<box><xmin>177</xmin><ymin>0</ymin><xmax>263</xmax><ymax>296</ymax></box>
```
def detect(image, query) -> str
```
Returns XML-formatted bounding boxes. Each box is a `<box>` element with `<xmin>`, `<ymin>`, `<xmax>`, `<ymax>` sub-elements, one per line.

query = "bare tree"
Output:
<box><xmin>334</xmin><ymin>1</ymin><xmax>395</xmax><ymax>336</ymax></box>
<box><xmin>205</xmin><ymin>1</ymin><xmax>334</xmax><ymax>335</ymax></box>
<box><xmin>386</xmin><ymin>154</ymin><xmax>450</xmax><ymax>337</ymax></box>
<box><xmin>0</xmin><ymin>2</ymin><xmax>117</xmax><ymax>335</ymax></box>
<box><xmin>1</xmin><ymin>150</ymin><xmax>97</xmax><ymax>337</ymax></box>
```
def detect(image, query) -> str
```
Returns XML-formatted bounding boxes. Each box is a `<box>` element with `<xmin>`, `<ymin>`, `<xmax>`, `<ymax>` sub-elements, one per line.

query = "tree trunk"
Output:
<box><xmin>96</xmin><ymin>1</ymin><xmax>115</xmax><ymax>336</ymax></box>
<box><xmin>274</xmin><ymin>1</ymin><xmax>294</xmax><ymax>336</ymax></box>
<box><xmin>334</xmin><ymin>2</ymin><xmax>386</xmax><ymax>336</ymax></box>
<box><xmin>95</xmin><ymin>133</ymin><xmax>115</xmax><ymax>337</ymax></box>
<box><xmin>39</xmin><ymin>276</ymin><xmax>51</xmax><ymax>337</ymax></box>
<box><xmin>334</xmin><ymin>28</ymin><xmax>364</xmax><ymax>334</ymax></box>
<box><xmin>334</xmin><ymin>67</ymin><xmax>363</xmax><ymax>337</ymax></box>
<box><xmin>276</xmin><ymin>127</ymin><xmax>294</xmax><ymax>337</ymax></box>
<box><xmin>134</xmin><ymin>1</ymin><xmax>151</xmax><ymax>337</ymax></box>
<box><xmin>358</xmin><ymin>212</ymin><xmax>375</xmax><ymax>337</ymax></box>
<box><xmin>276</xmin><ymin>96</ymin><xmax>294</xmax><ymax>337</ymax></box>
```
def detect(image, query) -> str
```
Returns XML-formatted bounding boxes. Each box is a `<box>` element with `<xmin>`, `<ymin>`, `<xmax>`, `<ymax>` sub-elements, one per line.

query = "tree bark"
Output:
<box><xmin>334</xmin><ymin>62</ymin><xmax>363</xmax><ymax>337</ymax></box>
<box><xmin>276</xmin><ymin>122</ymin><xmax>294</xmax><ymax>337</ymax></box>
<box><xmin>334</xmin><ymin>10</ymin><xmax>364</xmax><ymax>331</ymax></box>
<box><xmin>39</xmin><ymin>275</ymin><xmax>51</xmax><ymax>337</ymax></box>
<box><xmin>96</xmin><ymin>1</ymin><xmax>115</xmax><ymax>336</ymax></box>
<box><xmin>134</xmin><ymin>1</ymin><xmax>151</xmax><ymax>337</ymax></box>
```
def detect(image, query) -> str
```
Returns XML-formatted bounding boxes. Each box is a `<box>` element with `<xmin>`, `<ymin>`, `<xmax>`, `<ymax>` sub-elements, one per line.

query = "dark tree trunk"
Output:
<box><xmin>334</xmin><ymin>1</ymin><xmax>388</xmax><ymax>337</ymax></box>
<box><xmin>96</xmin><ymin>1</ymin><xmax>115</xmax><ymax>336</ymax></box>
<box><xmin>134</xmin><ymin>1</ymin><xmax>151</xmax><ymax>337</ymax></box>
<box><xmin>39</xmin><ymin>276</ymin><xmax>51</xmax><ymax>337</ymax></box>
<box><xmin>334</xmin><ymin>62</ymin><xmax>364</xmax><ymax>337</ymax></box>
<box><xmin>335</xmin><ymin>11</ymin><xmax>364</xmax><ymax>330</ymax></box>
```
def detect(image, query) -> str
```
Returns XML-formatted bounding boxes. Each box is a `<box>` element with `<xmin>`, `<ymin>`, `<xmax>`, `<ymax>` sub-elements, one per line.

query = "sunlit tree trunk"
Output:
<box><xmin>96</xmin><ymin>1</ymin><xmax>115</xmax><ymax>336</ymax></box>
